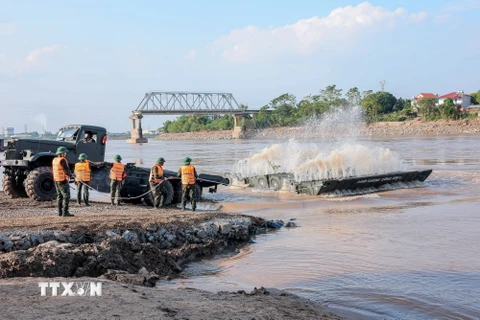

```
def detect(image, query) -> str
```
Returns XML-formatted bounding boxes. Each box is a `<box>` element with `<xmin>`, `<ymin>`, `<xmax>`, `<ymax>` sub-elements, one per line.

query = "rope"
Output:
<box><xmin>69</xmin><ymin>175</ymin><xmax>252</xmax><ymax>202</ymax></box>
<box><xmin>71</xmin><ymin>179</ymin><xmax>164</xmax><ymax>201</ymax></box>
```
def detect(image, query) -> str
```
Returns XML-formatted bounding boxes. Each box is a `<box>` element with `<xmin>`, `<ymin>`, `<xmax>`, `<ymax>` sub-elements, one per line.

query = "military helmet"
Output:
<box><xmin>114</xmin><ymin>154</ymin><xmax>122</xmax><ymax>162</ymax></box>
<box><xmin>157</xmin><ymin>157</ymin><xmax>165</xmax><ymax>163</ymax></box>
<box><xmin>78</xmin><ymin>153</ymin><xmax>88</xmax><ymax>160</ymax></box>
<box><xmin>183</xmin><ymin>157</ymin><xmax>191</xmax><ymax>164</ymax></box>
<box><xmin>56</xmin><ymin>146</ymin><xmax>68</xmax><ymax>155</ymax></box>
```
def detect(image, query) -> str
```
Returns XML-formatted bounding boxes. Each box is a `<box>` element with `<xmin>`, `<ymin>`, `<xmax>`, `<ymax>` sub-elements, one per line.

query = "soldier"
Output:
<box><xmin>83</xmin><ymin>131</ymin><xmax>96</xmax><ymax>143</ymax></box>
<box><xmin>177</xmin><ymin>157</ymin><xmax>198</xmax><ymax>211</ymax></box>
<box><xmin>149</xmin><ymin>157</ymin><xmax>168</xmax><ymax>208</ymax></box>
<box><xmin>109</xmin><ymin>154</ymin><xmax>126</xmax><ymax>205</ymax></box>
<box><xmin>74</xmin><ymin>153</ymin><xmax>91</xmax><ymax>206</ymax></box>
<box><xmin>52</xmin><ymin>146</ymin><xmax>75</xmax><ymax>217</ymax></box>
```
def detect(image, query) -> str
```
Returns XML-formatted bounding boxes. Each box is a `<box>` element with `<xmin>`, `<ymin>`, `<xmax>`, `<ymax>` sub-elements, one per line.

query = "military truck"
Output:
<box><xmin>1</xmin><ymin>124</ymin><xmax>229</xmax><ymax>205</ymax></box>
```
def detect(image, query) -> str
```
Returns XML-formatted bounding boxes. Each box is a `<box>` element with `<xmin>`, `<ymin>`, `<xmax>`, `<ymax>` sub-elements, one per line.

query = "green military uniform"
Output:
<box><xmin>110</xmin><ymin>155</ymin><xmax>126</xmax><ymax>205</ymax></box>
<box><xmin>178</xmin><ymin>157</ymin><xmax>198</xmax><ymax>211</ymax></box>
<box><xmin>110</xmin><ymin>180</ymin><xmax>122</xmax><ymax>204</ymax></box>
<box><xmin>77</xmin><ymin>179</ymin><xmax>90</xmax><ymax>205</ymax></box>
<box><xmin>150</xmin><ymin>157</ymin><xmax>168</xmax><ymax>208</ymax></box>
<box><xmin>53</xmin><ymin>147</ymin><xmax>75</xmax><ymax>217</ymax></box>
<box><xmin>75</xmin><ymin>153</ymin><xmax>91</xmax><ymax>206</ymax></box>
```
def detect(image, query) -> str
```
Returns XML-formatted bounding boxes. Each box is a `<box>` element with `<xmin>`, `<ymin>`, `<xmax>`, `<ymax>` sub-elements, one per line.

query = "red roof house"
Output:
<box><xmin>438</xmin><ymin>91</ymin><xmax>472</xmax><ymax>108</ymax></box>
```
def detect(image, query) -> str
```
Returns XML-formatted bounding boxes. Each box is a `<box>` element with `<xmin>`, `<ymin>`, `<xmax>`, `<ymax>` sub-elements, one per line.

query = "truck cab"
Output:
<box><xmin>1</xmin><ymin>124</ymin><xmax>107</xmax><ymax>201</ymax></box>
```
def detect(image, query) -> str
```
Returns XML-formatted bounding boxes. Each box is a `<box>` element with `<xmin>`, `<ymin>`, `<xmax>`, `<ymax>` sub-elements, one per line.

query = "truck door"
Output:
<box><xmin>75</xmin><ymin>129</ymin><xmax>105</xmax><ymax>163</ymax></box>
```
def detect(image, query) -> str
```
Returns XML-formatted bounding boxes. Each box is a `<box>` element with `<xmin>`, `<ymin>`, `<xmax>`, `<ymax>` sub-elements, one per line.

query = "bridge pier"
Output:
<box><xmin>127</xmin><ymin>114</ymin><xmax>148</xmax><ymax>144</ymax></box>
<box><xmin>232</xmin><ymin>114</ymin><xmax>246</xmax><ymax>139</ymax></box>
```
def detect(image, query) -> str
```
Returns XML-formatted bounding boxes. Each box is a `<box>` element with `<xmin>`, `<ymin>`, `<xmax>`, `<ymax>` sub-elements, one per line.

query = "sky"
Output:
<box><xmin>1</xmin><ymin>0</ymin><xmax>479</xmax><ymax>133</ymax></box>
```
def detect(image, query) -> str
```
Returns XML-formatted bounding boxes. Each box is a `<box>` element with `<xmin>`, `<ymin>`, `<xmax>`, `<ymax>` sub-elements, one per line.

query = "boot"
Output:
<box><xmin>111</xmin><ymin>199</ymin><xmax>115</xmax><ymax>206</ymax></box>
<box><xmin>84</xmin><ymin>201</ymin><xmax>91</xmax><ymax>207</ymax></box>
<box><xmin>116</xmin><ymin>202</ymin><xmax>123</xmax><ymax>206</ymax></box>
<box><xmin>63</xmin><ymin>212</ymin><xmax>75</xmax><ymax>217</ymax></box>
<box><xmin>77</xmin><ymin>198</ymin><xmax>81</xmax><ymax>205</ymax></box>
<box><xmin>58</xmin><ymin>210</ymin><xmax>63</xmax><ymax>217</ymax></box>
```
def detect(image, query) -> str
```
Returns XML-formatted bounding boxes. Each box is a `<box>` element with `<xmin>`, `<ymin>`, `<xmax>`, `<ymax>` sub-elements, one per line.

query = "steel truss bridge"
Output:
<box><xmin>127</xmin><ymin>91</ymin><xmax>264</xmax><ymax>143</ymax></box>
<box><xmin>132</xmin><ymin>91</ymin><xmax>258</xmax><ymax>115</ymax></box>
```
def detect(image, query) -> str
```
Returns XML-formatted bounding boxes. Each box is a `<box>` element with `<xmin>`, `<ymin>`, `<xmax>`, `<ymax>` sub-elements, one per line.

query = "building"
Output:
<box><xmin>415</xmin><ymin>93</ymin><xmax>438</xmax><ymax>100</ymax></box>
<box><xmin>3</xmin><ymin>127</ymin><xmax>14</xmax><ymax>137</ymax></box>
<box><xmin>438</xmin><ymin>91</ymin><xmax>472</xmax><ymax>108</ymax></box>
<box><xmin>411</xmin><ymin>93</ymin><xmax>438</xmax><ymax>110</ymax></box>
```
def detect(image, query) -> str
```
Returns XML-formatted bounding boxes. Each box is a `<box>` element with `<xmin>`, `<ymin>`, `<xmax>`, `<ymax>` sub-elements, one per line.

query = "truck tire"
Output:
<box><xmin>257</xmin><ymin>177</ymin><xmax>268</xmax><ymax>189</ymax></box>
<box><xmin>269</xmin><ymin>177</ymin><xmax>282</xmax><ymax>191</ymax></box>
<box><xmin>195</xmin><ymin>184</ymin><xmax>202</xmax><ymax>201</ymax></box>
<box><xmin>25</xmin><ymin>166</ymin><xmax>57</xmax><ymax>201</ymax></box>
<box><xmin>2</xmin><ymin>174</ymin><xmax>28</xmax><ymax>198</ymax></box>
<box><xmin>143</xmin><ymin>180</ymin><xmax>174</xmax><ymax>207</ymax></box>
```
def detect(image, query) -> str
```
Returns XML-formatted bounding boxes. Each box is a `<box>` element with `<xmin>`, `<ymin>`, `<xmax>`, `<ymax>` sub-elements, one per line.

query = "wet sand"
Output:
<box><xmin>0</xmin><ymin>193</ymin><xmax>344</xmax><ymax>319</ymax></box>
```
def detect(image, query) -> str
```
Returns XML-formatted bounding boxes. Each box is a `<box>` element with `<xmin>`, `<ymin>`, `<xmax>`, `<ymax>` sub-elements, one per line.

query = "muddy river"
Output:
<box><xmin>2</xmin><ymin>133</ymin><xmax>480</xmax><ymax>319</ymax></box>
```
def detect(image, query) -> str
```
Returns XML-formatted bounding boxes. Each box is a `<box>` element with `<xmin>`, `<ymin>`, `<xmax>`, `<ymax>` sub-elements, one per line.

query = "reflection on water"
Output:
<box><xmin>2</xmin><ymin>134</ymin><xmax>480</xmax><ymax>319</ymax></box>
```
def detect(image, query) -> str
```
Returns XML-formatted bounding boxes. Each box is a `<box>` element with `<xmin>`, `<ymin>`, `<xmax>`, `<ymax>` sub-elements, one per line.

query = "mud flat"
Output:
<box><xmin>0</xmin><ymin>193</ymin><xmax>343</xmax><ymax>319</ymax></box>
<box><xmin>154</xmin><ymin>118</ymin><xmax>480</xmax><ymax>140</ymax></box>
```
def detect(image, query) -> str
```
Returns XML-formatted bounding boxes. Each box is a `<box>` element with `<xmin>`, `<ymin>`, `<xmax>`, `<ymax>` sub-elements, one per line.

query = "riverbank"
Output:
<box><xmin>154</xmin><ymin>118</ymin><xmax>480</xmax><ymax>140</ymax></box>
<box><xmin>0</xmin><ymin>193</ymin><xmax>343</xmax><ymax>319</ymax></box>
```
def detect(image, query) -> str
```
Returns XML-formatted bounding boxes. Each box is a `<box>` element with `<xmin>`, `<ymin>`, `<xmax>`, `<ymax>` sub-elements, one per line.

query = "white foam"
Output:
<box><xmin>233</xmin><ymin>106</ymin><xmax>404</xmax><ymax>181</ymax></box>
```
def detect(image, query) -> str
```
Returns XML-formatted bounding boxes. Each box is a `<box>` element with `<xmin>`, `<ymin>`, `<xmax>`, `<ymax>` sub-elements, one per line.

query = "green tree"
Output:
<box><xmin>418</xmin><ymin>97</ymin><xmax>437</xmax><ymax>120</ymax></box>
<box><xmin>319</xmin><ymin>85</ymin><xmax>343</xmax><ymax>106</ymax></box>
<box><xmin>346</xmin><ymin>87</ymin><xmax>362</xmax><ymax>106</ymax></box>
<box><xmin>361</xmin><ymin>94</ymin><xmax>381</xmax><ymax>122</ymax></box>
<box><xmin>438</xmin><ymin>98</ymin><xmax>458</xmax><ymax>120</ymax></box>
<box><xmin>296</xmin><ymin>95</ymin><xmax>329</xmax><ymax>120</ymax></box>
<box><xmin>393</xmin><ymin>98</ymin><xmax>410</xmax><ymax>112</ymax></box>
<box><xmin>252</xmin><ymin>105</ymin><xmax>273</xmax><ymax>128</ymax></box>
<box><xmin>269</xmin><ymin>93</ymin><xmax>297</xmax><ymax>127</ymax></box>
<box><xmin>375</xmin><ymin>92</ymin><xmax>397</xmax><ymax>113</ymax></box>
<box><xmin>470</xmin><ymin>89</ymin><xmax>480</xmax><ymax>105</ymax></box>
<box><xmin>361</xmin><ymin>91</ymin><xmax>397</xmax><ymax>121</ymax></box>
<box><xmin>361</xmin><ymin>90</ymin><xmax>373</xmax><ymax>100</ymax></box>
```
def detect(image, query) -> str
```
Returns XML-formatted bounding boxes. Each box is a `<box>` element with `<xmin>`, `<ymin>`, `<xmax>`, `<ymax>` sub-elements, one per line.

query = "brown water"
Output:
<box><xmin>2</xmin><ymin>134</ymin><xmax>480</xmax><ymax>319</ymax></box>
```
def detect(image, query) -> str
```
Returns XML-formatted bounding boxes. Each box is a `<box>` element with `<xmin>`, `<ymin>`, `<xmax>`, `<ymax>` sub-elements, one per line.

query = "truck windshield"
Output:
<box><xmin>56</xmin><ymin>128</ymin><xmax>79</xmax><ymax>141</ymax></box>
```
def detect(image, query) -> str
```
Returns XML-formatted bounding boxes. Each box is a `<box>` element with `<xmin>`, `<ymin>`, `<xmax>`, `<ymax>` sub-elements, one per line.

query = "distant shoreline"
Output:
<box><xmin>153</xmin><ymin>118</ymin><xmax>480</xmax><ymax>141</ymax></box>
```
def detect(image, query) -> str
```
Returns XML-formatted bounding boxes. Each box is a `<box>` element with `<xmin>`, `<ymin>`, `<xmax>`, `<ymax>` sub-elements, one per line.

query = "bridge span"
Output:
<box><xmin>128</xmin><ymin>91</ymin><xmax>262</xmax><ymax>143</ymax></box>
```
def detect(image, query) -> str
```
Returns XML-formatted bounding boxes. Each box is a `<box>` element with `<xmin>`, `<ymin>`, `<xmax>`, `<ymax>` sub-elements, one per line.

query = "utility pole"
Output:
<box><xmin>379</xmin><ymin>80</ymin><xmax>386</xmax><ymax>92</ymax></box>
<box><xmin>24</xmin><ymin>124</ymin><xmax>27</xmax><ymax>134</ymax></box>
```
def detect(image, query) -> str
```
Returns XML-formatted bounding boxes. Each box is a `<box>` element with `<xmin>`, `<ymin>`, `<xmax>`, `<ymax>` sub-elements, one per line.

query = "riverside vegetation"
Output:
<box><xmin>160</xmin><ymin>85</ymin><xmax>480</xmax><ymax>134</ymax></box>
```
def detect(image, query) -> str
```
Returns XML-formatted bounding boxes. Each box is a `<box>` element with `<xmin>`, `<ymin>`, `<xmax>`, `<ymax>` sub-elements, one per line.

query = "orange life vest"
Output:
<box><xmin>52</xmin><ymin>157</ymin><xmax>69</xmax><ymax>182</ymax></box>
<box><xmin>74</xmin><ymin>161</ymin><xmax>91</xmax><ymax>182</ymax></box>
<box><xmin>180</xmin><ymin>165</ymin><xmax>195</xmax><ymax>185</ymax></box>
<box><xmin>109</xmin><ymin>162</ymin><xmax>126</xmax><ymax>181</ymax></box>
<box><xmin>150</xmin><ymin>164</ymin><xmax>164</xmax><ymax>183</ymax></box>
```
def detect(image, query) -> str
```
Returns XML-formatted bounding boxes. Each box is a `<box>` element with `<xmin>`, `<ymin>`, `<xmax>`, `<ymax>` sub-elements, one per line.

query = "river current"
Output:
<box><xmin>2</xmin><ymin>133</ymin><xmax>480</xmax><ymax>319</ymax></box>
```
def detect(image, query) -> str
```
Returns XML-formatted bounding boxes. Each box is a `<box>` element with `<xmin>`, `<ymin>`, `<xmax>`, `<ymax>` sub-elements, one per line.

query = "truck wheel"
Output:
<box><xmin>2</xmin><ymin>174</ymin><xmax>27</xmax><ymax>198</ymax></box>
<box><xmin>143</xmin><ymin>180</ymin><xmax>174</xmax><ymax>207</ymax></box>
<box><xmin>143</xmin><ymin>192</ymin><xmax>154</xmax><ymax>207</ymax></box>
<box><xmin>195</xmin><ymin>184</ymin><xmax>202</xmax><ymax>201</ymax></box>
<box><xmin>257</xmin><ymin>177</ymin><xmax>268</xmax><ymax>189</ymax></box>
<box><xmin>25</xmin><ymin>166</ymin><xmax>56</xmax><ymax>201</ymax></box>
<box><xmin>173</xmin><ymin>184</ymin><xmax>182</xmax><ymax>204</ymax></box>
<box><xmin>269</xmin><ymin>177</ymin><xmax>282</xmax><ymax>191</ymax></box>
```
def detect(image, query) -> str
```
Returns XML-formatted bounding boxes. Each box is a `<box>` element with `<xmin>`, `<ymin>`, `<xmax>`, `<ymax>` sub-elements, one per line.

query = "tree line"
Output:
<box><xmin>161</xmin><ymin>86</ymin><xmax>480</xmax><ymax>133</ymax></box>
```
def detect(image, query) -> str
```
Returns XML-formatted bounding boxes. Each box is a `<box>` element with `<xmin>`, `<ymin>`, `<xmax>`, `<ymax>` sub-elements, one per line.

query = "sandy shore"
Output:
<box><xmin>1</xmin><ymin>277</ymin><xmax>343</xmax><ymax>320</ymax></box>
<box><xmin>0</xmin><ymin>194</ymin><xmax>344</xmax><ymax>319</ymax></box>
<box><xmin>154</xmin><ymin>118</ymin><xmax>480</xmax><ymax>140</ymax></box>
